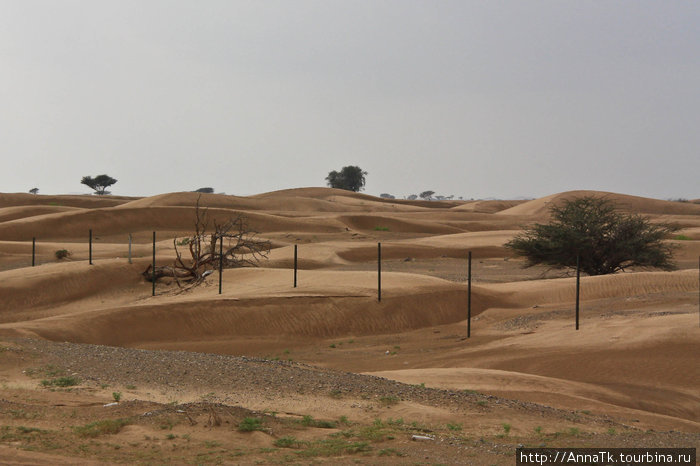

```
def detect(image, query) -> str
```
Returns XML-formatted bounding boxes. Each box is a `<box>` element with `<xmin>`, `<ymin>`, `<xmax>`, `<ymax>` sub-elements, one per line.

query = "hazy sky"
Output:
<box><xmin>2</xmin><ymin>1</ymin><xmax>698</xmax><ymax>200</ymax></box>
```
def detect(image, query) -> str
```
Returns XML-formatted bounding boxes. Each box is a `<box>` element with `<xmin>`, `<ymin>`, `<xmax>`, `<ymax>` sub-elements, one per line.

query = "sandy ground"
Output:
<box><xmin>0</xmin><ymin>188</ymin><xmax>698</xmax><ymax>465</ymax></box>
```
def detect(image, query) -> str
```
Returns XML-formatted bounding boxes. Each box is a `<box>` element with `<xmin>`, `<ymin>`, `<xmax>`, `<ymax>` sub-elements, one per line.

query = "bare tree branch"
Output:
<box><xmin>143</xmin><ymin>196</ymin><xmax>271</xmax><ymax>287</ymax></box>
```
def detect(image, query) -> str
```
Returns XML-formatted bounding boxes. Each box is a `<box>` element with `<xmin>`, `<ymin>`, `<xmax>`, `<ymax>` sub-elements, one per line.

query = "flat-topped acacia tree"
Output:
<box><xmin>505</xmin><ymin>196</ymin><xmax>677</xmax><ymax>276</ymax></box>
<box><xmin>81</xmin><ymin>174</ymin><xmax>117</xmax><ymax>195</ymax></box>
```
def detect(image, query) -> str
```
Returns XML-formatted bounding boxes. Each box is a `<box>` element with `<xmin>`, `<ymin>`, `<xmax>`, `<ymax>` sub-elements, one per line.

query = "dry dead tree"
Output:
<box><xmin>143</xmin><ymin>198</ymin><xmax>270</xmax><ymax>288</ymax></box>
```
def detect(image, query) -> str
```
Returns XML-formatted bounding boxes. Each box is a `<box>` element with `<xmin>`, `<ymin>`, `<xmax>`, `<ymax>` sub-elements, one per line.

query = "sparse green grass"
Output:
<box><xmin>501</xmin><ymin>423</ymin><xmax>511</xmax><ymax>435</ymax></box>
<box><xmin>373</xmin><ymin>226</ymin><xmax>390</xmax><ymax>231</ymax></box>
<box><xmin>301</xmin><ymin>415</ymin><xmax>337</xmax><ymax>429</ymax></box>
<box><xmin>329</xmin><ymin>389</ymin><xmax>343</xmax><ymax>399</ymax></box>
<box><xmin>74</xmin><ymin>418</ymin><xmax>131</xmax><ymax>438</ymax></box>
<box><xmin>238</xmin><ymin>417</ymin><xmax>264</xmax><ymax>432</ymax></box>
<box><xmin>607</xmin><ymin>428</ymin><xmax>617</xmax><ymax>435</ymax></box>
<box><xmin>30</xmin><ymin>365</ymin><xmax>64</xmax><ymax>378</ymax></box>
<box><xmin>9</xmin><ymin>409</ymin><xmax>39</xmax><ymax>420</ymax></box>
<box><xmin>329</xmin><ymin>343</ymin><xmax>336</xmax><ymax>348</ymax></box>
<box><xmin>41</xmin><ymin>376</ymin><xmax>79</xmax><ymax>388</ymax></box>
<box><xmin>125</xmin><ymin>384</ymin><xmax>136</xmax><ymax>390</ymax></box>
<box><xmin>378</xmin><ymin>395</ymin><xmax>399</xmax><ymax>406</ymax></box>
<box><xmin>477</xmin><ymin>400</ymin><xmax>487</xmax><ymax>407</ymax></box>
<box><xmin>159</xmin><ymin>418</ymin><xmax>177</xmax><ymax>430</ymax></box>
<box><xmin>297</xmin><ymin>437</ymin><xmax>371</xmax><ymax>457</ymax></box>
<box><xmin>378</xmin><ymin>447</ymin><xmax>405</xmax><ymax>457</ymax></box>
<box><xmin>112</xmin><ymin>392</ymin><xmax>121</xmax><ymax>402</ymax></box>
<box><xmin>16</xmin><ymin>426</ymin><xmax>45</xmax><ymax>434</ymax></box>
<box><xmin>353</xmin><ymin>419</ymin><xmax>391</xmax><ymax>442</ymax></box>
<box><xmin>274</xmin><ymin>436</ymin><xmax>305</xmax><ymax>448</ymax></box>
<box><xmin>569</xmin><ymin>427</ymin><xmax>580</xmax><ymax>436</ymax></box>
<box><xmin>534</xmin><ymin>426</ymin><xmax>543</xmax><ymax>435</ymax></box>
<box><xmin>204</xmin><ymin>440</ymin><xmax>221</xmax><ymax>448</ymax></box>
<box><xmin>447</xmin><ymin>423</ymin><xmax>462</xmax><ymax>431</ymax></box>
<box><xmin>165</xmin><ymin>433</ymin><xmax>177</xmax><ymax>440</ymax></box>
<box><xmin>674</xmin><ymin>234</ymin><xmax>691</xmax><ymax>241</ymax></box>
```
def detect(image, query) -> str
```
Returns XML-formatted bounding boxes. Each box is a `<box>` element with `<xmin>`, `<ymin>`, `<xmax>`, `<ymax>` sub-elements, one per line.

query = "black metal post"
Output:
<box><xmin>218</xmin><ymin>237</ymin><xmax>223</xmax><ymax>295</ymax></box>
<box><xmin>128</xmin><ymin>233</ymin><xmax>132</xmax><ymax>264</ymax></box>
<box><xmin>467</xmin><ymin>251</ymin><xmax>472</xmax><ymax>338</ymax></box>
<box><xmin>698</xmin><ymin>256</ymin><xmax>699</xmax><ymax>328</ymax></box>
<box><xmin>89</xmin><ymin>229</ymin><xmax>93</xmax><ymax>265</ymax></box>
<box><xmin>152</xmin><ymin>231</ymin><xmax>156</xmax><ymax>297</ymax></box>
<box><xmin>294</xmin><ymin>244</ymin><xmax>298</xmax><ymax>288</ymax></box>
<box><xmin>378</xmin><ymin>242</ymin><xmax>382</xmax><ymax>302</ymax></box>
<box><xmin>575</xmin><ymin>254</ymin><xmax>581</xmax><ymax>330</ymax></box>
<box><xmin>32</xmin><ymin>237</ymin><xmax>36</xmax><ymax>267</ymax></box>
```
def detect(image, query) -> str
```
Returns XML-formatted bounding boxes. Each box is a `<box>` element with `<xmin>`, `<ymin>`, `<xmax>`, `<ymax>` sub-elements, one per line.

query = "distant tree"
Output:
<box><xmin>505</xmin><ymin>196</ymin><xmax>678</xmax><ymax>276</ymax></box>
<box><xmin>81</xmin><ymin>174</ymin><xmax>117</xmax><ymax>195</ymax></box>
<box><xmin>195</xmin><ymin>187</ymin><xmax>215</xmax><ymax>193</ymax></box>
<box><xmin>379</xmin><ymin>193</ymin><xmax>395</xmax><ymax>199</ymax></box>
<box><xmin>419</xmin><ymin>190</ymin><xmax>435</xmax><ymax>200</ymax></box>
<box><xmin>406</xmin><ymin>194</ymin><xmax>418</xmax><ymax>200</ymax></box>
<box><xmin>325</xmin><ymin>166</ymin><xmax>367</xmax><ymax>192</ymax></box>
<box><xmin>29</xmin><ymin>188</ymin><xmax>39</xmax><ymax>195</ymax></box>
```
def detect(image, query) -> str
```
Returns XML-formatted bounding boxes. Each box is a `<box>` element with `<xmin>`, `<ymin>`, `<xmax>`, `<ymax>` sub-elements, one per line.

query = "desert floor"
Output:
<box><xmin>0</xmin><ymin>188</ymin><xmax>698</xmax><ymax>465</ymax></box>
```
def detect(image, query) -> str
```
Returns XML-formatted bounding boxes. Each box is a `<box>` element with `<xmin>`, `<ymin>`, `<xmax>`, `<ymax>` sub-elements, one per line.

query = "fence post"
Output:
<box><xmin>152</xmin><ymin>231</ymin><xmax>156</xmax><ymax>297</ymax></box>
<box><xmin>32</xmin><ymin>237</ymin><xmax>36</xmax><ymax>267</ymax></box>
<box><xmin>128</xmin><ymin>233</ymin><xmax>132</xmax><ymax>264</ymax></box>
<box><xmin>89</xmin><ymin>229</ymin><xmax>93</xmax><ymax>265</ymax></box>
<box><xmin>467</xmin><ymin>250</ymin><xmax>472</xmax><ymax>338</ymax></box>
<box><xmin>294</xmin><ymin>244</ymin><xmax>298</xmax><ymax>288</ymax></box>
<box><xmin>218</xmin><ymin>237</ymin><xmax>223</xmax><ymax>295</ymax></box>
<box><xmin>378</xmin><ymin>242</ymin><xmax>382</xmax><ymax>302</ymax></box>
<box><xmin>575</xmin><ymin>254</ymin><xmax>581</xmax><ymax>330</ymax></box>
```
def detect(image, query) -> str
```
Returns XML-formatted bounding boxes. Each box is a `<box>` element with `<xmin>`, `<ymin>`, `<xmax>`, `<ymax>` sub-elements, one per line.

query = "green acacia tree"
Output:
<box><xmin>81</xmin><ymin>174</ymin><xmax>117</xmax><ymax>195</ymax></box>
<box><xmin>505</xmin><ymin>196</ymin><xmax>677</xmax><ymax>276</ymax></box>
<box><xmin>325</xmin><ymin>166</ymin><xmax>367</xmax><ymax>192</ymax></box>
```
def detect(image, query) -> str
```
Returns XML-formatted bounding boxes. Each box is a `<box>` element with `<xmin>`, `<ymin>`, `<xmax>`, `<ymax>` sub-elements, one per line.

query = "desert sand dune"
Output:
<box><xmin>451</xmin><ymin>199</ymin><xmax>528</xmax><ymax>213</ymax></box>
<box><xmin>0</xmin><ymin>188</ymin><xmax>698</xmax><ymax>464</ymax></box>
<box><xmin>254</xmin><ymin>187</ymin><xmax>464</xmax><ymax>209</ymax></box>
<box><xmin>336</xmin><ymin>214</ymin><xmax>465</xmax><ymax>234</ymax></box>
<box><xmin>0</xmin><ymin>193</ymin><xmax>135</xmax><ymax>208</ymax></box>
<box><xmin>0</xmin><ymin>206</ymin><xmax>350</xmax><ymax>241</ymax></box>
<box><xmin>0</xmin><ymin>260</ymin><xmax>143</xmax><ymax>320</ymax></box>
<box><xmin>499</xmin><ymin>190</ymin><xmax>700</xmax><ymax>217</ymax></box>
<box><xmin>0</xmin><ymin>268</ymin><xmax>496</xmax><ymax>344</ymax></box>
<box><xmin>366</xmin><ymin>365</ymin><xmax>700</xmax><ymax>431</ymax></box>
<box><xmin>480</xmin><ymin>269</ymin><xmax>698</xmax><ymax>308</ymax></box>
<box><xmin>0</xmin><ymin>205</ymin><xmax>83</xmax><ymax>222</ymax></box>
<box><xmin>116</xmin><ymin>190</ymin><xmax>389</xmax><ymax>213</ymax></box>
